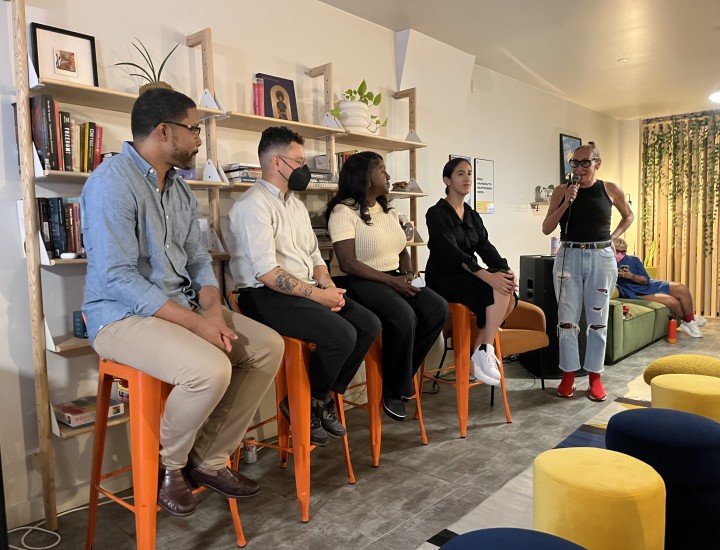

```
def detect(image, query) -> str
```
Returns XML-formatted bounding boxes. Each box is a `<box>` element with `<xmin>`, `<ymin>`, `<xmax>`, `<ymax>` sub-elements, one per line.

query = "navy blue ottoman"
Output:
<box><xmin>441</xmin><ymin>527</ymin><xmax>584</xmax><ymax>549</ymax></box>
<box><xmin>606</xmin><ymin>407</ymin><xmax>720</xmax><ymax>549</ymax></box>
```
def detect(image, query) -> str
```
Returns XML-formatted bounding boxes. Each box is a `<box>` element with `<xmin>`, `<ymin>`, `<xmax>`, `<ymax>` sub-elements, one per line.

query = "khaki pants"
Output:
<box><xmin>93</xmin><ymin>307</ymin><xmax>284</xmax><ymax>469</ymax></box>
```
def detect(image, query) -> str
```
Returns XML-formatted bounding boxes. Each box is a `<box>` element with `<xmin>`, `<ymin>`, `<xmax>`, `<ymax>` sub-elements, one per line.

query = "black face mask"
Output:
<box><xmin>279</xmin><ymin>157</ymin><xmax>312</xmax><ymax>191</ymax></box>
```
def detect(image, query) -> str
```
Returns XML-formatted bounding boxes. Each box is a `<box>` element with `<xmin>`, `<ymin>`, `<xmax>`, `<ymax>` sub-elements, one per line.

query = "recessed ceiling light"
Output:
<box><xmin>617</xmin><ymin>58</ymin><xmax>630</xmax><ymax>63</ymax></box>
<box><xmin>710</xmin><ymin>91</ymin><xmax>720</xmax><ymax>104</ymax></box>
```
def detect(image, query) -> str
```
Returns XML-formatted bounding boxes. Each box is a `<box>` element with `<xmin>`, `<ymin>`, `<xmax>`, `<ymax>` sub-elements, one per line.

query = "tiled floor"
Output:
<box><xmin>11</xmin><ymin>321</ymin><xmax>718</xmax><ymax>549</ymax></box>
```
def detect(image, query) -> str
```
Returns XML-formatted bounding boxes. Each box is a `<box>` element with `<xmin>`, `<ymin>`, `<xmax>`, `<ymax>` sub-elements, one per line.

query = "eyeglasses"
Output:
<box><xmin>160</xmin><ymin>120</ymin><xmax>202</xmax><ymax>137</ymax></box>
<box><xmin>277</xmin><ymin>154</ymin><xmax>306</xmax><ymax>167</ymax></box>
<box><xmin>616</xmin><ymin>250</ymin><xmax>627</xmax><ymax>255</ymax></box>
<box><xmin>569</xmin><ymin>158</ymin><xmax>599</xmax><ymax>169</ymax></box>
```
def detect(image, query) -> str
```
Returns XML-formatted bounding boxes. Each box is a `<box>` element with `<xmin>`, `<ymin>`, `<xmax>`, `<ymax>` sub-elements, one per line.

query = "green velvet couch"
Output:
<box><xmin>605</xmin><ymin>298</ymin><xmax>671</xmax><ymax>364</ymax></box>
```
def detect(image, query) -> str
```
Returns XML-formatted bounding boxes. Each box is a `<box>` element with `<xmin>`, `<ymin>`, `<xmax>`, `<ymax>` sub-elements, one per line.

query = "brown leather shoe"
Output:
<box><xmin>188</xmin><ymin>465</ymin><xmax>259</xmax><ymax>498</ymax></box>
<box><xmin>158</xmin><ymin>468</ymin><xmax>195</xmax><ymax>516</ymax></box>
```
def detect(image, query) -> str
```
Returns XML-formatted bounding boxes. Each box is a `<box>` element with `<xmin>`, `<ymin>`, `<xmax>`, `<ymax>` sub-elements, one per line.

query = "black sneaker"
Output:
<box><xmin>382</xmin><ymin>395</ymin><xmax>406</xmax><ymax>421</ymax></box>
<box><xmin>310</xmin><ymin>398</ymin><xmax>329</xmax><ymax>446</ymax></box>
<box><xmin>320</xmin><ymin>398</ymin><xmax>346</xmax><ymax>438</ymax></box>
<box><xmin>280</xmin><ymin>396</ymin><xmax>329</xmax><ymax>446</ymax></box>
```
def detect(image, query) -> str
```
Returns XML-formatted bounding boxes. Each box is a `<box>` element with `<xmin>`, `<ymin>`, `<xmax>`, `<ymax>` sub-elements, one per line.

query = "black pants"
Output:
<box><xmin>237</xmin><ymin>287</ymin><xmax>381</xmax><ymax>400</ymax></box>
<box><xmin>334</xmin><ymin>275</ymin><xmax>448</xmax><ymax>398</ymax></box>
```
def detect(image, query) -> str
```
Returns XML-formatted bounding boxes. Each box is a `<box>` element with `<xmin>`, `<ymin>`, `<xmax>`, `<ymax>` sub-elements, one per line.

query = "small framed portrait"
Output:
<box><xmin>31</xmin><ymin>23</ymin><xmax>99</xmax><ymax>86</ymax></box>
<box><xmin>255</xmin><ymin>73</ymin><xmax>299</xmax><ymax>122</ymax></box>
<box><xmin>559</xmin><ymin>133</ymin><xmax>582</xmax><ymax>185</ymax></box>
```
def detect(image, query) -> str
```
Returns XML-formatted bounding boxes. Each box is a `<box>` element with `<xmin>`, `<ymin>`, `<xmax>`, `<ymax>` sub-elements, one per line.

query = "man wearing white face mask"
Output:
<box><xmin>226</xmin><ymin>126</ymin><xmax>381</xmax><ymax>447</ymax></box>
<box><xmin>614</xmin><ymin>238</ymin><xmax>705</xmax><ymax>337</ymax></box>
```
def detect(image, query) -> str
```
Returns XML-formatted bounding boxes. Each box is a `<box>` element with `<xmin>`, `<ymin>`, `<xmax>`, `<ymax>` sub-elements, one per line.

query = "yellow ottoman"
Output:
<box><xmin>534</xmin><ymin>447</ymin><xmax>665</xmax><ymax>550</ymax></box>
<box><xmin>651</xmin><ymin>373</ymin><xmax>720</xmax><ymax>422</ymax></box>
<box><xmin>643</xmin><ymin>354</ymin><xmax>720</xmax><ymax>385</ymax></box>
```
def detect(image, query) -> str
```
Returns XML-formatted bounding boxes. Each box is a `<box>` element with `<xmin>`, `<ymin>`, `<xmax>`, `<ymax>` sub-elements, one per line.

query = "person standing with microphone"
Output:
<box><xmin>542</xmin><ymin>142</ymin><xmax>633</xmax><ymax>401</ymax></box>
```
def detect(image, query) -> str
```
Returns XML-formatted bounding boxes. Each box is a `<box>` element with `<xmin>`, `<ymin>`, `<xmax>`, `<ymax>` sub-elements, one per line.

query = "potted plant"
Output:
<box><xmin>115</xmin><ymin>38</ymin><xmax>179</xmax><ymax>94</ymax></box>
<box><xmin>330</xmin><ymin>80</ymin><xmax>388</xmax><ymax>134</ymax></box>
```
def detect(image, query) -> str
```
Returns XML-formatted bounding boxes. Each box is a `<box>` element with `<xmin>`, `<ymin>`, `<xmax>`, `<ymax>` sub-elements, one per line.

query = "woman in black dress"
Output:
<box><xmin>425</xmin><ymin>158</ymin><xmax>516</xmax><ymax>386</ymax></box>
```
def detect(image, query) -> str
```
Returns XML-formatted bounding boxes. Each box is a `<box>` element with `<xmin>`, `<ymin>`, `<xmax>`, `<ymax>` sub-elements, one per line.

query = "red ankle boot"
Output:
<box><xmin>557</xmin><ymin>371</ymin><xmax>576</xmax><ymax>398</ymax></box>
<box><xmin>588</xmin><ymin>372</ymin><xmax>607</xmax><ymax>401</ymax></box>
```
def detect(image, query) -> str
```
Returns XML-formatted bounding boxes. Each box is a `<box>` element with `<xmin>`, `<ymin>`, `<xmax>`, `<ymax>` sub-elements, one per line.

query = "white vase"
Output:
<box><xmin>337</xmin><ymin>100</ymin><xmax>370</xmax><ymax>133</ymax></box>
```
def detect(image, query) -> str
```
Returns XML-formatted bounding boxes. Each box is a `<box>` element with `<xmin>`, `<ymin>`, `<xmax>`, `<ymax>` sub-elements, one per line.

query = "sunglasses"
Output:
<box><xmin>569</xmin><ymin>158</ymin><xmax>599</xmax><ymax>169</ymax></box>
<box><xmin>160</xmin><ymin>120</ymin><xmax>202</xmax><ymax>137</ymax></box>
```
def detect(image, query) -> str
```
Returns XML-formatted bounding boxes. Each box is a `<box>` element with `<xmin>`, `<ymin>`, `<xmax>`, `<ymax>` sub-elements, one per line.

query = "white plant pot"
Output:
<box><xmin>337</xmin><ymin>100</ymin><xmax>370</xmax><ymax>133</ymax></box>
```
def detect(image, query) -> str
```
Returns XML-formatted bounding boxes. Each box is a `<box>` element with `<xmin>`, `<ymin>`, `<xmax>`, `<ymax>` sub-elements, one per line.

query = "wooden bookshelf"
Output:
<box><xmin>335</xmin><ymin>132</ymin><xmax>427</xmax><ymax>152</ymax></box>
<box><xmin>32</xmin><ymin>78</ymin><xmax>224</xmax><ymax>120</ymax></box>
<box><xmin>48</xmin><ymin>334</ymin><xmax>92</xmax><ymax>354</ymax></box>
<box><xmin>388</xmin><ymin>190</ymin><xmax>427</xmax><ymax>200</ymax></box>
<box><xmin>217</xmin><ymin>111</ymin><xmax>344</xmax><ymax>140</ymax></box>
<box><xmin>56</xmin><ymin>412</ymin><xmax>129</xmax><ymax>439</ymax></box>
<box><xmin>44</xmin><ymin>258</ymin><xmax>88</xmax><ymax>266</ymax></box>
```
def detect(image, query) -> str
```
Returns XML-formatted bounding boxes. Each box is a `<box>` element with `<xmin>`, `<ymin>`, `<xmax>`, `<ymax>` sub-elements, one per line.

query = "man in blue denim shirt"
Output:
<box><xmin>82</xmin><ymin>88</ymin><xmax>283</xmax><ymax>516</ymax></box>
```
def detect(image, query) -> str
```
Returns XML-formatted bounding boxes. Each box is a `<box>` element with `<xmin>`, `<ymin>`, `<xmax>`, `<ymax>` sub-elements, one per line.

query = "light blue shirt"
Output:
<box><xmin>82</xmin><ymin>141</ymin><xmax>217</xmax><ymax>343</ymax></box>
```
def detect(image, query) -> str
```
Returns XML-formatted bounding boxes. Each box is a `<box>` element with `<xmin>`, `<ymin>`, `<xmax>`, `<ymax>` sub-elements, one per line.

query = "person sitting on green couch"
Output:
<box><xmin>614</xmin><ymin>238</ymin><xmax>706</xmax><ymax>338</ymax></box>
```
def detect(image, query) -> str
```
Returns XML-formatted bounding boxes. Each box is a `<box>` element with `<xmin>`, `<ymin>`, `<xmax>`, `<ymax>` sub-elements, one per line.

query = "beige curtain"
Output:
<box><xmin>639</xmin><ymin>111</ymin><xmax>720</xmax><ymax>318</ymax></box>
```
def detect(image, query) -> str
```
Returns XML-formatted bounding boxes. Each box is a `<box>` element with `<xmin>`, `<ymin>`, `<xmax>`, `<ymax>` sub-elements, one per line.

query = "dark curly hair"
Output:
<box><xmin>258</xmin><ymin>126</ymin><xmax>305</xmax><ymax>164</ymax></box>
<box><xmin>131</xmin><ymin>88</ymin><xmax>196</xmax><ymax>139</ymax></box>
<box><xmin>325</xmin><ymin>151</ymin><xmax>391</xmax><ymax>225</ymax></box>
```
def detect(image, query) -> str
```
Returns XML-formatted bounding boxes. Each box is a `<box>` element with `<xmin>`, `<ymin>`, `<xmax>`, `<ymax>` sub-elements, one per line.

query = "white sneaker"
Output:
<box><xmin>695</xmin><ymin>316</ymin><xmax>707</xmax><ymax>328</ymax></box>
<box><xmin>471</xmin><ymin>344</ymin><xmax>501</xmax><ymax>386</ymax></box>
<box><xmin>680</xmin><ymin>320</ymin><xmax>703</xmax><ymax>338</ymax></box>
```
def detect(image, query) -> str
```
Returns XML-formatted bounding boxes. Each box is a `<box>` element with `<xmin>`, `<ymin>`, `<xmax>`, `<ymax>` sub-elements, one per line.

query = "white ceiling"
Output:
<box><xmin>319</xmin><ymin>0</ymin><xmax>720</xmax><ymax>120</ymax></box>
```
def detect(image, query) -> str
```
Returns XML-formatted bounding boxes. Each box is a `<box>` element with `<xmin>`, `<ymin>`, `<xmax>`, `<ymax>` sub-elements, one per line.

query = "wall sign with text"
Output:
<box><xmin>474</xmin><ymin>158</ymin><xmax>494</xmax><ymax>214</ymax></box>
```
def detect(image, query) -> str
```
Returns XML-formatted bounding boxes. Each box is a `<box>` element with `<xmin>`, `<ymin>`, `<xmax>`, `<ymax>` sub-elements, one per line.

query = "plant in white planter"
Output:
<box><xmin>330</xmin><ymin>80</ymin><xmax>388</xmax><ymax>134</ymax></box>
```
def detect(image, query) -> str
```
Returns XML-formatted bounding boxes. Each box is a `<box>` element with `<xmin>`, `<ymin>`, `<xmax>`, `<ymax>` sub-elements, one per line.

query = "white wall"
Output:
<box><xmin>0</xmin><ymin>0</ymin><xmax>630</xmax><ymax>527</ymax></box>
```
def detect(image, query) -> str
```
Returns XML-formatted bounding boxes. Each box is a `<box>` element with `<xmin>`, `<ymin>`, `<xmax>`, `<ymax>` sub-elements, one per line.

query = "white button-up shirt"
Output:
<box><xmin>227</xmin><ymin>178</ymin><xmax>325</xmax><ymax>288</ymax></box>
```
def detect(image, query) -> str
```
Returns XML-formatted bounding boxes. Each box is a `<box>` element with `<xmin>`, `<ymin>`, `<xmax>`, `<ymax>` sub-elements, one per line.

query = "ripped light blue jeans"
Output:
<box><xmin>552</xmin><ymin>246</ymin><xmax>617</xmax><ymax>373</ymax></box>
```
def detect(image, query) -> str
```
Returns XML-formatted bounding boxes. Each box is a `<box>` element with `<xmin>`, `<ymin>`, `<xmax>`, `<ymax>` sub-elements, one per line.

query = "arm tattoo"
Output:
<box><xmin>275</xmin><ymin>270</ymin><xmax>313</xmax><ymax>297</ymax></box>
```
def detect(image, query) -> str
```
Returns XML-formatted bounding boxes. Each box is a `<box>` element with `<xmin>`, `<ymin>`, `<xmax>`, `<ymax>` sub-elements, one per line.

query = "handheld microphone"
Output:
<box><xmin>568</xmin><ymin>175</ymin><xmax>580</xmax><ymax>203</ymax></box>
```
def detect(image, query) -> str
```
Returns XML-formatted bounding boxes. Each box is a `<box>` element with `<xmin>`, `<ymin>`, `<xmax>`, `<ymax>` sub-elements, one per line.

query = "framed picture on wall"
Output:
<box><xmin>559</xmin><ymin>133</ymin><xmax>582</xmax><ymax>184</ymax></box>
<box><xmin>30</xmin><ymin>23</ymin><xmax>99</xmax><ymax>86</ymax></box>
<box><xmin>255</xmin><ymin>73</ymin><xmax>299</xmax><ymax>122</ymax></box>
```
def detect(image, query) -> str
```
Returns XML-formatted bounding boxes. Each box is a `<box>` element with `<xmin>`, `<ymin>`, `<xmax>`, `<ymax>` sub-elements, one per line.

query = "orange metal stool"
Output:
<box><xmin>421</xmin><ymin>302</ymin><xmax>512</xmax><ymax>438</ymax></box>
<box><xmin>85</xmin><ymin>358</ymin><xmax>246</xmax><ymax>550</ymax></box>
<box><xmin>237</xmin><ymin>336</ymin><xmax>355</xmax><ymax>523</ymax></box>
<box><xmin>344</xmin><ymin>335</ymin><xmax>428</xmax><ymax>467</ymax></box>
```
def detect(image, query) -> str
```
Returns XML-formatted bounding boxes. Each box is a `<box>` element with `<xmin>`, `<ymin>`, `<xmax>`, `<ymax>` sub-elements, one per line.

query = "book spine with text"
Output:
<box><xmin>47</xmin><ymin>197</ymin><xmax>67</xmax><ymax>257</ymax></box>
<box><xmin>93</xmin><ymin>125</ymin><xmax>103</xmax><ymax>170</ymax></box>
<box><xmin>53</xmin><ymin>100</ymin><xmax>63</xmax><ymax>171</ymax></box>
<box><xmin>60</xmin><ymin>111</ymin><xmax>73</xmax><ymax>171</ymax></box>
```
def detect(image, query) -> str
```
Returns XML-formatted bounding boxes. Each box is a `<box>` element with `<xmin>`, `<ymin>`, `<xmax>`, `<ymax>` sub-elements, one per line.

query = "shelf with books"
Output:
<box><xmin>56</xmin><ymin>412</ymin><xmax>129</xmax><ymax>439</ymax></box>
<box><xmin>44</xmin><ymin>258</ymin><xmax>87</xmax><ymax>267</ymax></box>
<box><xmin>334</xmin><ymin>132</ymin><xmax>427</xmax><ymax>153</ymax></box>
<box><xmin>33</xmin><ymin>78</ymin><xmax>137</xmax><ymax>113</ymax></box>
<box><xmin>39</xmin><ymin>170</ymin><xmax>90</xmax><ymax>184</ymax></box>
<box><xmin>32</xmin><ymin>78</ymin><xmax>224</xmax><ymax>120</ymax></box>
<box><xmin>217</xmin><ymin>111</ymin><xmax>344</xmax><ymax>140</ymax></box>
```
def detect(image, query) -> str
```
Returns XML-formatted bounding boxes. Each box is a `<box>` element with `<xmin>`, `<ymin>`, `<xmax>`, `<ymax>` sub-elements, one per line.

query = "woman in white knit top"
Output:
<box><xmin>325</xmin><ymin>152</ymin><xmax>448</xmax><ymax>421</ymax></box>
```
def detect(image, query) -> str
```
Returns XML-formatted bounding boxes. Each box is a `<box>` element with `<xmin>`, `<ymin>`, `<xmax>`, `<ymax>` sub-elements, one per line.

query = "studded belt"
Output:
<box><xmin>561</xmin><ymin>241</ymin><xmax>612</xmax><ymax>249</ymax></box>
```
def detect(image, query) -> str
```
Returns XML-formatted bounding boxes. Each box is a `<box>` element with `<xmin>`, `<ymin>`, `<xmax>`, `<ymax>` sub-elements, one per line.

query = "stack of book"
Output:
<box><xmin>223</xmin><ymin>162</ymin><xmax>261</xmax><ymax>184</ymax></box>
<box><xmin>36</xmin><ymin>196</ymin><xmax>83</xmax><ymax>258</ymax></box>
<box><xmin>307</xmin><ymin>169</ymin><xmax>337</xmax><ymax>190</ymax></box>
<box><xmin>30</xmin><ymin>94</ymin><xmax>104</xmax><ymax>173</ymax></box>
<box><xmin>53</xmin><ymin>395</ymin><xmax>125</xmax><ymax>428</ymax></box>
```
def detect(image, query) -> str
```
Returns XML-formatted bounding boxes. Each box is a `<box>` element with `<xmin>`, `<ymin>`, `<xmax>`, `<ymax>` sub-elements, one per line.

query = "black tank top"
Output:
<box><xmin>559</xmin><ymin>179</ymin><xmax>612</xmax><ymax>242</ymax></box>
